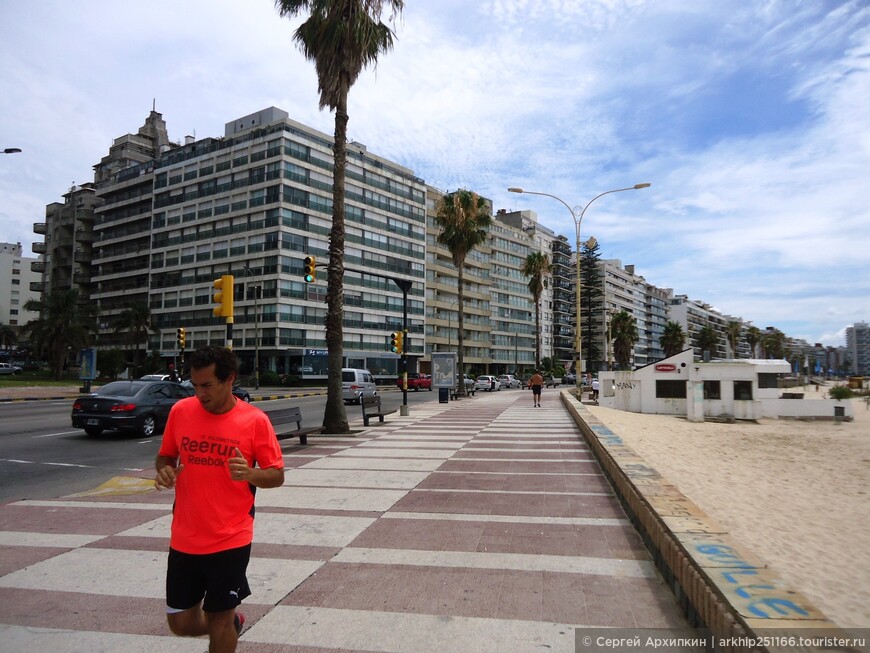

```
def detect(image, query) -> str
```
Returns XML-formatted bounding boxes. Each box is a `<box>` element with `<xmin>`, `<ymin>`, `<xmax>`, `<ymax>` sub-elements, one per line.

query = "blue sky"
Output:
<box><xmin>1</xmin><ymin>0</ymin><xmax>867</xmax><ymax>347</ymax></box>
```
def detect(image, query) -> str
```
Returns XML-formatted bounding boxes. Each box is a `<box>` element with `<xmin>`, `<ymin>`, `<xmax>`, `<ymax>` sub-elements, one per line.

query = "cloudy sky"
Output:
<box><xmin>1</xmin><ymin>0</ymin><xmax>868</xmax><ymax>347</ymax></box>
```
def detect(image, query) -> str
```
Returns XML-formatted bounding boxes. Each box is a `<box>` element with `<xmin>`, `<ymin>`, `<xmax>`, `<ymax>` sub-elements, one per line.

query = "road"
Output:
<box><xmin>0</xmin><ymin>388</ymin><xmax>442</xmax><ymax>504</ymax></box>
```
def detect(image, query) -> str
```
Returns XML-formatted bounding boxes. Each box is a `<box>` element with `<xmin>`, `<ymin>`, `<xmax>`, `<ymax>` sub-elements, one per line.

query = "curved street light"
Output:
<box><xmin>508</xmin><ymin>183</ymin><xmax>651</xmax><ymax>391</ymax></box>
<box><xmin>3</xmin><ymin>148</ymin><xmax>22</xmax><ymax>154</ymax></box>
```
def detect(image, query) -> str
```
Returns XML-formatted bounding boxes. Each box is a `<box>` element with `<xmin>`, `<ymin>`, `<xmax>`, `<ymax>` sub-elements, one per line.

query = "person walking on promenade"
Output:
<box><xmin>529</xmin><ymin>370</ymin><xmax>544</xmax><ymax>407</ymax></box>
<box><xmin>592</xmin><ymin>376</ymin><xmax>600</xmax><ymax>402</ymax></box>
<box><xmin>154</xmin><ymin>345</ymin><xmax>285</xmax><ymax>653</ymax></box>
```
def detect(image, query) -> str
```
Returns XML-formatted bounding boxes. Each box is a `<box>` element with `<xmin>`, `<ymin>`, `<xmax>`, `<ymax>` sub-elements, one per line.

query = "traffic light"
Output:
<box><xmin>390</xmin><ymin>331</ymin><xmax>404</xmax><ymax>354</ymax></box>
<box><xmin>176</xmin><ymin>327</ymin><xmax>186</xmax><ymax>349</ymax></box>
<box><xmin>213</xmin><ymin>274</ymin><xmax>235</xmax><ymax>318</ymax></box>
<box><xmin>303</xmin><ymin>255</ymin><xmax>317</xmax><ymax>283</ymax></box>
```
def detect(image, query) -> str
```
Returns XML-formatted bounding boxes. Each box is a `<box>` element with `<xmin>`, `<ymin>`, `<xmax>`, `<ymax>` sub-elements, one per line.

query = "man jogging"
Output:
<box><xmin>529</xmin><ymin>370</ymin><xmax>544</xmax><ymax>407</ymax></box>
<box><xmin>155</xmin><ymin>346</ymin><xmax>284</xmax><ymax>652</ymax></box>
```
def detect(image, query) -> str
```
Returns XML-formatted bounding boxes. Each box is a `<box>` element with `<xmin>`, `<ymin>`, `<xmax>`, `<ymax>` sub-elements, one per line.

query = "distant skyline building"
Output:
<box><xmin>846</xmin><ymin>321</ymin><xmax>870</xmax><ymax>376</ymax></box>
<box><xmin>0</xmin><ymin>243</ymin><xmax>41</xmax><ymax>329</ymax></box>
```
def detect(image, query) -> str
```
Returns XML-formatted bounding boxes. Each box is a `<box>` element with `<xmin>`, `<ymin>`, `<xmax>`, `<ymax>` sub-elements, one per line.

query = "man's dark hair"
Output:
<box><xmin>190</xmin><ymin>346</ymin><xmax>238</xmax><ymax>382</ymax></box>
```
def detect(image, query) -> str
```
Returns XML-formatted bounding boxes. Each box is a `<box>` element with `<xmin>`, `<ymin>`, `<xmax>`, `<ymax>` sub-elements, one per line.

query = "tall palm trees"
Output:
<box><xmin>434</xmin><ymin>190</ymin><xmax>492</xmax><ymax>393</ymax></box>
<box><xmin>746</xmin><ymin>326</ymin><xmax>762</xmax><ymax>358</ymax></box>
<box><xmin>275</xmin><ymin>0</ymin><xmax>404</xmax><ymax>432</ymax></box>
<box><xmin>113</xmin><ymin>303</ymin><xmax>157</xmax><ymax>375</ymax></box>
<box><xmin>611</xmin><ymin>310</ymin><xmax>638</xmax><ymax>369</ymax></box>
<box><xmin>696</xmin><ymin>325</ymin><xmax>720</xmax><ymax>360</ymax></box>
<box><xmin>660</xmin><ymin>321</ymin><xmax>686</xmax><ymax>358</ymax></box>
<box><xmin>521</xmin><ymin>252</ymin><xmax>551</xmax><ymax>369</ymax></box>
<box><xmin>23</xmin><ymin>289</ymin><xmax>95</xmax><ymax>380</ymax></box>
<box><xmin>725</xmin><ymin>320</ymin><xmax>742</xmax><ymax>358</ymax></box>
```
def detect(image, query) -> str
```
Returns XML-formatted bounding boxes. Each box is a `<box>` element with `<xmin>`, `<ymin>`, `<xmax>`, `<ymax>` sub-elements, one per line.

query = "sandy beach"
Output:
<box><xmin>586</xmin><ymin>387</ymin><xmax>870</xmax><ymax>629</ymax></box>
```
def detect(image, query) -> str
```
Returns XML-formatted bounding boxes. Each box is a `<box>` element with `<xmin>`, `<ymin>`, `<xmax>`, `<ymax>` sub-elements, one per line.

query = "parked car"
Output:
<box><xmin>140</xmin><ymin>374</ymin><xmax>171</xmax><ymax>381</ymax></box>
<box><xmin>341</xmin><ymin>368</ymin><xmax>377</xmax><ymax>404</ymax></box>
<box><xmin>474</xmin><ymin>375</ymin><xmax>500</xmax><ymax>392</ymax></box>
<box><xmin>562</xmin><ymin>372</ymin><xmax>577</xmax><ymax>385</ymax></box>
<box><xmin>497</xmin><ymin>374</ymin><xmax>520</xmax><ymax>389</ymax></box>
<box><xmin>71</xmin><ymin>380</ymin><xmax>193</xmax><ymax>437</ymax></box>
<box><xmin>457</xmin><ymin>374</ymin><xmax>475</xmax><ymax>391</ymax></box>
<box><xmin>0</xmin><ymin>362</ymin><xmax>23</xmax><ymax>375</ymax></box>
<box><xmin>396</xmin><ymin>372</ymin><xmax>432</xmax><ymax>391</ymax></box>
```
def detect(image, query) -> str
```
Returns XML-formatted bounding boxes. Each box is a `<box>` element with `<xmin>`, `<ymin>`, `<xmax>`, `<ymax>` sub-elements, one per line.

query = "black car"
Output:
<box><xmin>178</xmin><ymin>379</ymin><xmax>251</xmax><ymax>402</ymax></box>
<box><xmin>71</xmin><ymin>380</ymin><xmax>193</xmax><ymax>437</ymax></box>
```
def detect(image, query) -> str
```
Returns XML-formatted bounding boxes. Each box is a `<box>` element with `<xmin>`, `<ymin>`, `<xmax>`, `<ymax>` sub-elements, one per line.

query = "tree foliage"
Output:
<box><xmin>695</xmin><ymin>325</ymin><xmax>720</xmax><ymax>359</ymax></box>
<box><xmin>521</xmin><ymin>251</ymin><xmax>551</xmax><ymax>369</ymax></box>
<box><xmin>725</xmin><ymin>320</ymin><xmax>742</xmax><ymax>358</ymax></box>
<box><xmin>22</xmin><ymin>289</ymin><xmax>96</xmax><ymax>380</ymax></box>
<box><xmin>580</xmin><ymin>239</ymin><xmax>604</xmax><ymax>372</ymax></box>
<box><xmin>611</xmin><ymin>310</ymin><xmax>638</xmax><ymax>369</ymax></box>
<box><xmin>659</xmin><ymin>321</ymin><xmax>686</xmax><ymax>358</ymax></box>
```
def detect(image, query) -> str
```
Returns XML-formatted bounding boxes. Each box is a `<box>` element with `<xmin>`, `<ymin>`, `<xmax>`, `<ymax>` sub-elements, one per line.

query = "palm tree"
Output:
<box><xmin>659</xmin><ymin>320</ymin><xmax>686</xmax><ymax>358</ymax></box>
<box><xmin>695</xmin><ymin>324</ymin><xmax>719</xmax><ymax>360</ymax></box>
<box><xmin>434</xmin><ymin>190</ymin><xmax>492</xmax><ymax>393</ymax></box>
<box><xmin>521</xmin><ymin>252</ymin><xmax>551</xmax><ymax>369</ymax></box>
<box><xmin>113</xmin><ymin>303</ymin><xmax>157</xmax><ymax>376</ymax></box>
<box><xmin>611</xmin><ymin>310</ymin><xmax>638</xmax><ymax>370</ymax></box>
<box><xmin>763</xmin><ymin>328</ymin><xmax>787</xmax><ymax>359</ymax></box>
<box><xmin>23</xmin><ymin>289</ymin><xmax>95</xmax><ymax>380</ymax></box>
<box><xmin>725</xmin><ymin>320</ymin><xmax>742</xmax><ymax>358</ymax></box>
<box><xmin>746</xmin><ymin>326</ymin><xmax>762</xmax><ymax>358</ymax></box>
<box><xmin>0</xmin><ymin>323</ymin><xmax>16</xmax><ymax>350</ymax></box>
<box><xmin>275</xmin><ymin>0</ymin><xmax>404</xmax><ymax>433</ymax></box>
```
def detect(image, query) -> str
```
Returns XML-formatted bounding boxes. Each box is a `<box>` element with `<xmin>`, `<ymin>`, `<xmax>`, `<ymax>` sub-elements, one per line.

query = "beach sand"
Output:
<box><xmin>585</xmin><ymin>387</ymin><xmax>870</xmax><ymax>629</ymax></box>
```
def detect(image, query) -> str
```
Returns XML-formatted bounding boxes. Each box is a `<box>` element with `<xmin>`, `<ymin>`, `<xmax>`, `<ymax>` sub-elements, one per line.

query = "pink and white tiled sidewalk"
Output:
<box><xmin>0</xmin><ymin>391</ymin><xmax>692</xmax><ymax>652</ymax></box>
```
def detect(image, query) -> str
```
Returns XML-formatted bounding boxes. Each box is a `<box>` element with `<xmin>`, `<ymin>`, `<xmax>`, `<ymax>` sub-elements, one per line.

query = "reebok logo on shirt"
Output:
<box><xmin>180</xmin><ymin>436</ymin><xmax>238</xmax><ymax>467</ymax></box>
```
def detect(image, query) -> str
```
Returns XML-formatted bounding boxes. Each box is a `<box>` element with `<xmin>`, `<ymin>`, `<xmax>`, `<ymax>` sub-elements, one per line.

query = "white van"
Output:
<box><xmin>341</xmin><ymin>368</ymin><xmax>377</xmax><ymax>403</ymax></box>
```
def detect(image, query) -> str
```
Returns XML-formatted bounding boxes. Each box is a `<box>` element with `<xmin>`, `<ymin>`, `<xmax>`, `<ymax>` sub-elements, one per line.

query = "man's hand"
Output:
<box><xmin>228</xmin><ymin>447</ymin><xmax>251</xmax><ymax>483</ymax></box>
<box><xmin>155</xmin><ymin>463</ymin><xmax>183</xmax><ymax>490</ymax></box>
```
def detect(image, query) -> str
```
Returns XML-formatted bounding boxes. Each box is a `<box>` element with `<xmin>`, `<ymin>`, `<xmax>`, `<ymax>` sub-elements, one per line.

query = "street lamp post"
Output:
<box><xmin>243</xmin><ymin>266</ymin><xmax>260</xmax><ymax>390</ymax></box>
<box><xmin>508</xmin><ymin>183</ymin><xmax>650</xmax><ymax>391</ymax></box>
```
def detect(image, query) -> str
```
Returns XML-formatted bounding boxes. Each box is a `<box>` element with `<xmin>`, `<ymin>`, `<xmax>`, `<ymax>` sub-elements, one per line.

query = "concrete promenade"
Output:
<box><xmin>0</xmin><ymin>390</ymin><xmax>692</xmax><ymax>652</ymax></box>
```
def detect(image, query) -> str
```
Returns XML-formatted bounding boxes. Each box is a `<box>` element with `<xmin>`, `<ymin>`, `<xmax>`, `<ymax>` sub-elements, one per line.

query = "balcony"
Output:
<box><xmin>75</xmin><ymin>229</ymin><xmax>95</xmax><ymax>243</ymax></box>
<box><xmin>30</xmin><ymin>261</ymin><xmax>45</xmax><ymax>273</ymax></box>
<box><xmin>32</xmin><ymin>242</ymin><xmax>47</xmax><ymax>254</ymax></box>
<box><xmin>30</xmin><ymin>281</ymin><xmax>44</xmax><ymax>292</ymax></box>
<box><xmin>33</xmin><ymin>222</ymin><xmax>47</xmax><ymax>234</ymax></box>
<box><xmin>73</xmin><ymin>273</ymin><xmax>90</xmax><ymax>285</ymax></box>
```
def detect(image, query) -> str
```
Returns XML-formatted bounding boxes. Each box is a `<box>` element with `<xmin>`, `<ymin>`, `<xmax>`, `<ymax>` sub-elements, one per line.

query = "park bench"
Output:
<box><xmin>266</xmin><ymin>406</ymin><xmax>322</xmax><ymax>445</ymax></box>
<box><xmin>450</xmin><ymin>387</ymin><xmax>476</xmax><ymax>400</ymax></box>
<box><xmin>360</xmin><ymin>394</ymin><xmax>397</xmax><ymax>427</ymax></box>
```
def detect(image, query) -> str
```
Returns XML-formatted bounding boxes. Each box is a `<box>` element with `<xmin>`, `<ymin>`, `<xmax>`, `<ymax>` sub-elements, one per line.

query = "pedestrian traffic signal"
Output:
<box><xmin>390</xmin><ymin>331</ymin><xmax>403</xmax><ymax>354</ymax></box>
<box><xmin>176</xmin><ymin>327</ymin><xmax>186</xmax><ymax>349</ymax></box>
<box><xmin>303</xmin><ymin>256</ymin><xmax>317</xmax><ymax>283</ymax></box>
<box><xmin>213</xmin><ymin>274</ymin><xmax>234</xmax><ymax>318</ymax></box>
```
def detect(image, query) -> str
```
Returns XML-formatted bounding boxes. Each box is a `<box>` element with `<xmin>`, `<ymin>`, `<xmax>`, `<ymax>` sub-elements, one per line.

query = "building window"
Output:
<box><xmin>703</xmin><ymin>381</ymin><xmax>721</xmax><ymax>400</ymax></box>
<box><xmin>734</xmin><ymin>380</ymin><xmax>753</xmax><ymax>400</ymax></box>
<box><xmin>655</xmin><ymin>380</ymin><xmax>686</xmax><ymax>399</ymax></box>
<box><xmin>758</xmin><ymin>373</ymin><xmax>779</xmax><ymax>389</ymax></box>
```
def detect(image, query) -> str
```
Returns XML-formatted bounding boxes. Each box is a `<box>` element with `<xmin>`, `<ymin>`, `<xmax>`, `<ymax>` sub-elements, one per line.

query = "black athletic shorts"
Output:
<box><xmin>166</xmin><ymin>543</ymin><xmax>252</xmax><ymax>613</ymax></box>
<box><xmin>531</xmin><ymin>384</ymin><xmax>542</xmax><ymax>395</ymax></box>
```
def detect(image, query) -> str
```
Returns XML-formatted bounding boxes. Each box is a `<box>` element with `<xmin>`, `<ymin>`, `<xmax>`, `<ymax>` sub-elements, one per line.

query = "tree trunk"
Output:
<box><xmin>322</xmin><ymin>82</ymin><xmax>350</xmax><ymax>433</ymax></box>
<box><xmin>534</xmin><ymin>291</ymin><xmax>541</xmax><ymax>369</ymax></box>
<box><xmin>457</xmin><ymin>263</ymin><xmax>466</xmax><ymax>395</ymax></box>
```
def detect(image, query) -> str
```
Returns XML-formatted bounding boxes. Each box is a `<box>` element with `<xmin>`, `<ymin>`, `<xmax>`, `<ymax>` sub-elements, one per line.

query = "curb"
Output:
<box><xmin>559</xmin><ymin>390</ymin><xmax>856</xmax><ymax>653</ymax></box>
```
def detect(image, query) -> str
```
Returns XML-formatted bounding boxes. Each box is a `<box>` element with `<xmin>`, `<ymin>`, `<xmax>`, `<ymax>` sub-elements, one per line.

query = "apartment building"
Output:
<box><xmin>667</xmin><ymin>294</ymin><xmax>731</xmax><ymax>360</ymax></box>
<box><xmin>91</xmin><ymin>107</ymin><xmax>427</xmax><ymax>378</ymax></box>
<box><xmin>846</xmin><ymin>321</ymin><xmax>870</xmax><ymax>376</ymax></box>
<box><xmin>32</xmin><ymin>184</ymin><xmax>99</xmax><ymax>301</ymax></box>
<box><xmin>0</xmin><ymin>243</ymin><xmax>41</xmax><ymax>328</ymax></box>
<box><xmin>550</xmin><ymin>235</ymin><xmax>574</xmax><ymax>366</ymax></box>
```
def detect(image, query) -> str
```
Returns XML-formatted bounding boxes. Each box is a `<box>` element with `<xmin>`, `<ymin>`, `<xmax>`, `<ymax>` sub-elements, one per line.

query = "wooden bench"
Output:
<box><xmin>450</xmin><ymin>387</ymin><xmax>476</xmax><ymax>399</ymax></box>
<box><xmin>266</xmin><ymin>407</ymin><xmax>322</xmax><ymax>445</ymax></box>
<box><xmin>361</xmin><ymin>394</ymin><xmax>397</xmax><ymax>427</ymax></box>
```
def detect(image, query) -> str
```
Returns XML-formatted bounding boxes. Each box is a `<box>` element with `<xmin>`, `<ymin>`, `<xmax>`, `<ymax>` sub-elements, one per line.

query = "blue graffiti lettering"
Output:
<box><xmin>747</xmin><ymin>598</ymin><xmax>810</xmax><ymax>618</ymax></box>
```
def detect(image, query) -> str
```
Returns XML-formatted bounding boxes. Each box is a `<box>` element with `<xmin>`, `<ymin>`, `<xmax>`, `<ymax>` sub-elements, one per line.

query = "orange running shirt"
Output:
<box><xmin>158</xmin><ymin>397</ymin><xmax>284</xmax><ymax>554</ymax></box>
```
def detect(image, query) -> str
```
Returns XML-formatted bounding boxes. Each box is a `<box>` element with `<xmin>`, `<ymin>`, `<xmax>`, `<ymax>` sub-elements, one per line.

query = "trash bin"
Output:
<box><xmin>439</xmin><ymin>387</ymin><xmax>449</xmax><ymax>404</ymax></box>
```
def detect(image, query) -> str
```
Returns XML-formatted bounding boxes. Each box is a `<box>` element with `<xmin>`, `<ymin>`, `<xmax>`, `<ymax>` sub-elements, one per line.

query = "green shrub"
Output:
<box><xmin>259</xmin><ymin>370</ymin><xmax>282</xmax><ymax>386</ymax></box>
<box><xmin>829</xmin><ymin>385</ymin><xmax>854</xmax><ymax>401</ymax></box>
